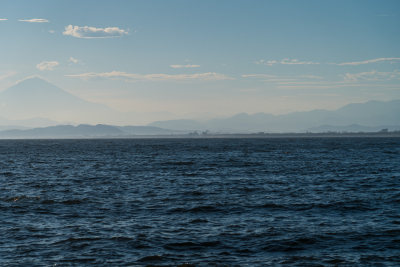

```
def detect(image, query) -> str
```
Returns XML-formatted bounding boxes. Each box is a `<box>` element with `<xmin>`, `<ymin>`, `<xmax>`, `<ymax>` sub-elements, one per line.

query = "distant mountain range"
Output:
<box><xmin>0</xmin><ymin>77</ymin><xmax>399</xmax><ymax>134</ymax></box>
<box><xmin>0</xmin><ymin>124</ymin><xmax>181</xmax><ymax>138</ymax></box>
<box><xmin>150</xmin><ymin>100</ymin><xmax>400</xmax><ymax>133</ymax></box>
<box><xmin>0</xmin><ymin>116</ymin><xmax>58</xmax><ymax>130</ymax></box>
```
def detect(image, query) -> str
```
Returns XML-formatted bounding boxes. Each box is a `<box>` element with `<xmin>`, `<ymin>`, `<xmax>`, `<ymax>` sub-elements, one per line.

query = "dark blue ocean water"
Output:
<box><xmin>0</xmin><ymin>137</ymin><xmax>399</xmax><ymax>266</ymax></box>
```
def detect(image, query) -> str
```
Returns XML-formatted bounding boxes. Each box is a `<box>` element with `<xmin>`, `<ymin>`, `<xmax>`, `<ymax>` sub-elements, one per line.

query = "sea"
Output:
<box><xmin>0</xmin><ymin>137</ymin><xmax>399</xmax><ymax>266</ymax></box>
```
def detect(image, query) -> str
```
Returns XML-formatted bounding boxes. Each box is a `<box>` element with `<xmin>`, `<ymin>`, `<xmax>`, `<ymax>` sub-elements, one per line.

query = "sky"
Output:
<box><xmin>0</xmin><ymin>0</ymin><xmax>399</xmax><ymax>123</ymax></box>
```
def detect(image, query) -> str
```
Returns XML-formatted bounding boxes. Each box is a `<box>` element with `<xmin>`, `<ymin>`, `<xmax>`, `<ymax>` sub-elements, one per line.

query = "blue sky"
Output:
<box><xmin>1</xmin><ymin>0</ymin><xmax>399</xmax><ymax>122</ymax></box>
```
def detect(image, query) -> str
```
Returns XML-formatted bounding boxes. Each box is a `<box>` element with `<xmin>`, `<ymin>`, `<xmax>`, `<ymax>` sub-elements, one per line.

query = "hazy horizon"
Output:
<box><xmin>1</xmin><ymin>0</ymin><xmax>400</xmax><ymax>125</ymax></box>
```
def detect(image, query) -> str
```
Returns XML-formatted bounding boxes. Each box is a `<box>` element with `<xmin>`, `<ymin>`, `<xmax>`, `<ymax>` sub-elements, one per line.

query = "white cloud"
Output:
<box><xmin>280</xmin><ymin>59</ymin><xmax>320</xmax><ymax>65</ymax></box>
<box><xmin>49</xmin><ymin>30</ymin><xmax>56</xmax><ymax>34</ymax></box>
<box><xmin>255</xmin><ymin>58</ymin><xmax>320</xmax><ymax>66</ymax></box>
<box><xmin>19</xmin><ymin>18</ymin><xmax>49</xmax><ymax>23</ymax></box>
<box><xmin>337</xmin><ymin>57</ymin><xmax>400</xmax><ymax>66</ymax></box>
<box><xmin>36</xmin><ymin>61</ymin><xmax>59</xmax><ymax>71</ymax></box>
<box><xmin>68</xmin><ymin>57</ymin><xmax>79</xmax><ymax>64</ymax></box>
<box><xmin>344</xmin><ymin>70</ymin><xmax>400</xmax><ymax>82</ymax></box>
<box><xmin>0</xmin><ymin>19</ymin><xmax>8</xmax><ymax>21</ymax></box>
<box><xmin>255</xmin><ymin>60</ymin><xmax>277</xmax><ymax>66</ymax></box>
<box><xmin>66</xmin><ymin>71</ymin><xmax>233</xmax><ymax>81</ymax></box>
<box><xmin>63</xmin><ymin>25</ymin><xmax>128</xmax><ymax>39</ymax></box>
<box><xmin>170</xmin><ymin>64</ymin><xmax>200</xmax><ymax>69</ymax></box>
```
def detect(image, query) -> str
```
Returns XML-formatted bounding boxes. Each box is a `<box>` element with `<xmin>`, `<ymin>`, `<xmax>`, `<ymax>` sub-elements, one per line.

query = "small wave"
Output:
<box><xmin>110</xmin><ymin>236</ymin><xmax>134</xmax><ymax>241</ymax></box>
<box><xmin>3</xmin><ymin>195</ymin><xmax>40</xmax><ymax>202</ymax></box>
<box><xmin>182</xmin><ymin>172</ymin><xmax>198</xmax><ymax>177</ymax></box>
<box><xmin>236</xmin><ymin>248</ymin><xmax>253</xmax><ymax>254</ymax></box>
<box><xmin>138</xmin><ymin>255</ymin><xmax>164</xmax><ymax>262</ymax></box>
<box><xmin>39</xmin><ymin>198</ymin><xmax>87</xmax><ymax>205</ymax></box>
<box><xmin>263</xmin><ymin>237</ymin><xmax>318</xmax><ymax>252</ymax></box>
<box><xmin>383</xmin><ymin>150</ymin><xmax>398</xmax><ymax>154</ymax></box>
<box><xmin>59</xmin><ymin>258</ymin><xmax>97</xmax><ymax>263</ymax></box>
<box><xmin>163</xmin><ymin>161</ymin><xmax>195</xmax><ymax>166</ymax></box>
<box><xmin>168</xmin><ymin>205</ymin><xmax>221</xmax><ymax>213</ymax></box>
<box><xmin>164</xmin><ymin>240</ymin><xmax>221</xmax><ymax>250</ymax></box>
<box><xmin>260</xmin><ymin>203</ymin><xmax>286</xmax><ymax>209</ymax></box>
<box><xmin>188</xmin><ymin>205</ymin><xmax>221</xmax><ymax>212</ymax></box>
<box><xmin>359</xmin><ymin>255</ymin><xmax>392</xmax><ymax>264</ymax></box>
<box><xmin>40</xmin><ymin>199</ymin><xmax>55</xmax><ymax>204</ymax></box>
<box><xmin>323</xmin><ymin>257</ymin><xmax>348</xmax><ymax>265</ymax></box>
<box><xmin>53</xmin><ymin>237</ymin><xmax>102</xmax><ymax>245</ymax></box>
<box><xmin>242</xmin><ymin>187</ymin><xmax>259</xmax><ymax>192</ymax></box>
<box><xmin>61</xmin><ymin>199</ymin><xmax>87</xmax><ymax>205</ymax></box>
<box><xmin>190</xmin><ymin>218</ymin><xmax>208</xmax><ymax>223</ymax></box>
<box><xmin>183</xmin><ymin>190</ymin><xmax>204</xmax><ymax>196</ymax></box>
<box><xmin>384</xmin><ymin>229</ymin><xmax>400</xmax><ymax>236</ymax></box>
<box><xmin>314</xmin><ymin>201</ymin><xmax>378</xmax><ymax>211</ymax></box>
<box><xmin>280</xmin><ymin>255</ymin><xmax>318</xmax><ymax>265</ymax></box>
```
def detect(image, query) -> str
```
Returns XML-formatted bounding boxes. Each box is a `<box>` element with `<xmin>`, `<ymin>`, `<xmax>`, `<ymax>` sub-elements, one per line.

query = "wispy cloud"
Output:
<box><xmin>0</xmin><ymin>19</ymin><xmax>8</xmax><ymax>21</ymax></box>
<box><xmin>337</xmin><ymin>57</ymin><xmax>400</xmax><ymax>66</ymax></box>
<box><xmin>276</xmin><ymin>82</ymin><xmax>399</xmax><ymax>90</ymax></box>
<box><xmin>255</xmin><ymin>58</ymin><xmax>320</xmax><ymax>66</ymax></box>
<box><xmin>242</xmin><ymin>74</ymin><xmax>323</xmax><ymax>82</ymax></box>
<box><xmin>242</xmin><ymin>73</ymin><xmax>358</xmax><ymax>89</ymax></box>
<box><xmin>274</xmin><ymin>80</ymin><xmax>361</xmax><ymax>89</ymax></box>
<box><xmin>0</xmin><ymin>71</ymin><xmax>16</xmax><ymax>80</ymax></box>
<box><xmin>36</xmin><ymin>61</ymin><xmax>59</xmax><ymax>71</ymax></box>
<box><xmin>243</xmin><ymin>70</ymin><xmax>400</xmax><ymax>89</ymax></box>
<box><xmin>68</xmin><ymin>57</ymin><xmax>79</xmax><ymax>64</ymax></box>
<box><xmin>63</xmin><ymin>25</ymin><xmax>128</xmax><ymax>39</ymax></box>
<box><xmin>66</xmin><ymin>71</ymin><xmax>233</xmax><ymax>81</ymax></box>
<box><xmin>344</xmin><ymin>70</ymin><xmax>400</xmax><ymax>82</ymax></box>
<box><xmin>170</xmin><ymin>64</ymin><xmax>200</xmax><ymax>69</ymax></box>
<box><xmin>19</xmin><ymin>18</ymin><xmax>49</xmax><ymax>23</ymax></box>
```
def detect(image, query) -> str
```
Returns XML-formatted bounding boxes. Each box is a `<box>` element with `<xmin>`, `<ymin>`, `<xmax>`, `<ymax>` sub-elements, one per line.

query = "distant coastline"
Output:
<box><xmin>0</xmin><ymin>124</ymin><xmax>399</xmax><ymax>139</ymax></box>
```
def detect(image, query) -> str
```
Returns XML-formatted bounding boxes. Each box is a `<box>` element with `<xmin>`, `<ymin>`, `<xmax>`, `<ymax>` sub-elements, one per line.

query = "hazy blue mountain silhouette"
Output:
<box><xmin>0</xmin><ymin>124</ymin><xmax>121</xmax><ymax>138</ymax></box>
<box><xmin>0</xmin><ymin>77</ymin><xmax>119</xmax><ymax>124</ymax></box>
<box><xmin>2</xmin><ymin>77</ymin><xmax>399</xmax><ymax>132</ymax></box>
<box><xmin>149</xmin><ymin>100</ymin><xmax>400</xmax><ymax>132</ymax></box>
<box><xmin>0</xmin><ymin>124</ymin><xmax>179</xmax><ymax>138</ymax></box>
<box><xmin>147</xmin><ymin>119</ymin><xmax>205</xmax><ymax>131</ymax></box>
<box><xmin>117</xmin><ymin>126</ymin><xmax>180</xmax><ymax>135</ymax></box>
<box><xmin>0</xmin><ymin>115</ymin><xmax>58</xmax><ymax>129</ymax></box>
<box><xmin>333</xmin><ymin>100</ymin><xmax>400</xmax><ymax>126</ymax></box>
